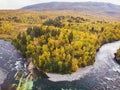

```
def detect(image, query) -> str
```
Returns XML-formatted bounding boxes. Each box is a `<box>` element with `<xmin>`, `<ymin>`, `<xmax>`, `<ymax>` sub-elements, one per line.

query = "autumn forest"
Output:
<box><xmin>0</xmin><ymin>10</ymin><xmax>120</xmax><ymax>74</ymax></box>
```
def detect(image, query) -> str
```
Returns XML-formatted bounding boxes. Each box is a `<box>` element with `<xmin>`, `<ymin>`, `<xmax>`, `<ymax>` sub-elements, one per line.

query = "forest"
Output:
<box><xmin>0</xmin><ymin>10</ymin><xmax>120</xmax><ymax>74</ymax></box>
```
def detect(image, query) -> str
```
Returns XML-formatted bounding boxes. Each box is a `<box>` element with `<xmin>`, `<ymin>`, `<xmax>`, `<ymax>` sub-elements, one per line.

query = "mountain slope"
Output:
<box><xmin>21</xmin><ymin>2</ymin><xmax>120</xmax><ymax>17</ymax></box>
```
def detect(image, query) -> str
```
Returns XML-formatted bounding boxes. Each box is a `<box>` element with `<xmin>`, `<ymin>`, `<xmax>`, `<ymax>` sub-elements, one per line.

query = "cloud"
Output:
<box><xmin>0</xmin><ymin>0</ymin><xmax>36</xmax><ymax>9</ymax></box>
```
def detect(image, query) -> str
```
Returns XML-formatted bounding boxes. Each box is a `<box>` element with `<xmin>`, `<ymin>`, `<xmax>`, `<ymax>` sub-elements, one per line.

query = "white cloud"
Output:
<box><xmin>0</xmin><ymin>0</ymin><xmax>120</xmax><ymax>9</ymax></box>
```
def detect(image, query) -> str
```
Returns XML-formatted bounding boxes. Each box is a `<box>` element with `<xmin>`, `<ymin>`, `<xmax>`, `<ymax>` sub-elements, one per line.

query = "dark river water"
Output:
<box><xmin>0</xmin><ymin>40</ymin><xmax>120</xmax><ymax>90</ymax></box>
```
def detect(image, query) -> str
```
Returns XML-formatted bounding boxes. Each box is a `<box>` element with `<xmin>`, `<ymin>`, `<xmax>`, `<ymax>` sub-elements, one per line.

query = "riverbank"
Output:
<box><xmin>46</xmin><ymin>65</ymin><xmax>93</xmax><ymax>81</ymax></box>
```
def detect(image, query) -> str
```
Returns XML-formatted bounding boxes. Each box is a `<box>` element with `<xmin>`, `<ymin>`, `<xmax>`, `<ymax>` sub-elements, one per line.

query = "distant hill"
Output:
<box><xmin>21</xmin><ymin>2</ymin><xmax>120</xmax><ymax>17</ymax></box>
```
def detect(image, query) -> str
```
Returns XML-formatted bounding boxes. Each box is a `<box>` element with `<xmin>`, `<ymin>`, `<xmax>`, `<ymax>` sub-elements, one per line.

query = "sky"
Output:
<box><xmin>0</xmin><ymin>0</ymin><xmax>120</xmax><ymax>9</ymax></box>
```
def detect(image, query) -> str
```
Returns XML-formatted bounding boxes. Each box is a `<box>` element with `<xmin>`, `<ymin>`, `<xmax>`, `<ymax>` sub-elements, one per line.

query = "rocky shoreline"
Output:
<box><xmin>1</xmin><ymin>61</ymin><xmax>49</xmax><ymax>90</ymax></box>
<box><xmin>114</xmin><ymin>53</ymin><xmax>120</xmax><ymax>64</ymax></box>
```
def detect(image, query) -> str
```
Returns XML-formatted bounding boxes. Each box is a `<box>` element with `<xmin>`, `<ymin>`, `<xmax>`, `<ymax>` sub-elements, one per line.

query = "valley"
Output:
<box><xmin>0</xmin><ymin>2</ymin><xmax>120</xmax><ymax>90</ymax></box>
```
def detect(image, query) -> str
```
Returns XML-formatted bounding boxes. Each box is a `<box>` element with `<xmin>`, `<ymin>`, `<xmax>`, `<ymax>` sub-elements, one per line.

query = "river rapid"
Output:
<box><xmin>0</xmin><ymin>40</ymin><xmax>25</xmax><ymax>89</ymax></box>
<box><xmin>0</xmin><ymin>39</ymin><xmax>120</xmax><ymax>90</ymax></box>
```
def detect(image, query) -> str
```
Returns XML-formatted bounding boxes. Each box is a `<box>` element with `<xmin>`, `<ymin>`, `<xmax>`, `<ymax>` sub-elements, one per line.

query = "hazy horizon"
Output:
<box><xmin>0</xmin><ymin>0</ymin><xmax>120</xmax><ymax>9</ymax></box>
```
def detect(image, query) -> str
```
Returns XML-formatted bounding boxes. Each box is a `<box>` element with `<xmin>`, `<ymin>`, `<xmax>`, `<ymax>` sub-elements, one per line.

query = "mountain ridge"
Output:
<box><xmin>21</xmin><ymin>2</ymin><xmax>120</xmax><ymax>19</ymax></box>
<box><xmin>21</xmin><ymin>2</ymin><xmax>120</xmax><ymax>11</ymax></box>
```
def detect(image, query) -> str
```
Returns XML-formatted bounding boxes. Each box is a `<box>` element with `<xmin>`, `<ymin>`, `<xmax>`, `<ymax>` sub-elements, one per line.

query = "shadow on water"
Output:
<box><xmin>1</xmin><ymin>70</ymin><xmax>18</xmax><ymax>90</ymax></box>
<box><xmin>32</xmin><ymin>76</ymin><xmax>100</xmax><ymax>90</ymax></box>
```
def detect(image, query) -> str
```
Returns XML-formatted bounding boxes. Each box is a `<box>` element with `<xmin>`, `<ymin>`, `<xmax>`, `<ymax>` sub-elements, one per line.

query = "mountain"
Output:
<box><xmin>21</xmin><ymin>2</ymin><xmax>120</xmax><ymax>17</ymax></box>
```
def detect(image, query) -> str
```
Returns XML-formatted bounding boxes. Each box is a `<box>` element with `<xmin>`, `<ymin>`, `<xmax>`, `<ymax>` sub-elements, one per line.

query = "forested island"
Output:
<box><xmin>0</xmin><ymin>10</ymin><xmax>120</xmax><ymax>74</ymax></box>
<box><xmin>12</xmin><ymin>15</ymin><xmax>120</xmax><ymax>74</ymax></box>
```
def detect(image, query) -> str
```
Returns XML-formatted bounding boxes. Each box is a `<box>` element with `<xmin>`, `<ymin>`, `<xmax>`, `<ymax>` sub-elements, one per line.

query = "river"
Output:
<box><xmin>0</xmin><ymin>40</ymin><xmax>120</xmax><ymax>90</ymax></box>
<box><xmin>0</xmin><ymin>40</ymin><xmax>25</xmax><ymax>89</ymax></box>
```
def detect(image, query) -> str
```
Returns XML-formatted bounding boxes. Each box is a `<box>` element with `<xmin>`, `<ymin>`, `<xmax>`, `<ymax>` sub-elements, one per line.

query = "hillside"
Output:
<box><xmin>21</xmin><ymin>2</ymin><xmax>120</xmax><ymax>18</ymax></box>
